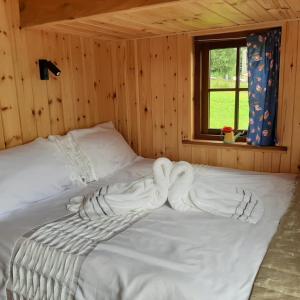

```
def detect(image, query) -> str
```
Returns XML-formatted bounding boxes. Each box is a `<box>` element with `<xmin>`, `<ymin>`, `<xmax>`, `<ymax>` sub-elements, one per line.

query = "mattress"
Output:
<box><xmin>0</xmin><ymin>158</ymin><xmax>296</xmax><ymax>300</ymax></box>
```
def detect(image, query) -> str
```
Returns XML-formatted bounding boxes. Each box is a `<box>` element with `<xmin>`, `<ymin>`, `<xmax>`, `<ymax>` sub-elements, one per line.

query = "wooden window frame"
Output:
<box><xmin>194</xmin><ymin>34</ymin><xmax>248</xmax><ymax>141</ymax></box>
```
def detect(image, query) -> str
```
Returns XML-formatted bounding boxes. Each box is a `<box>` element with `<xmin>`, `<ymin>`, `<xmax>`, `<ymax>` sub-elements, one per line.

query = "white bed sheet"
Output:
<box><xmin>0</xmin><ymin>157</ymin><xmax>296</xmax><ymax>300</ymax></box>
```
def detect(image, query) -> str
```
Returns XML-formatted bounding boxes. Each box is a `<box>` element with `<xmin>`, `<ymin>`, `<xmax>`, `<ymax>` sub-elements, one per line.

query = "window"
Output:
<box><xmin>194</xmin><ymin>34</ymin><xmax>249</xmax><ymax>140</ymax></box>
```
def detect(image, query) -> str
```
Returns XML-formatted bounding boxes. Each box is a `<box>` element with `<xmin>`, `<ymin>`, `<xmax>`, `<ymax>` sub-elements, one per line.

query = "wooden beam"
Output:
<box><xmin>19</xmin><ymin>0</ymin><xmax>182</xmax><ymax>28</ymax></box>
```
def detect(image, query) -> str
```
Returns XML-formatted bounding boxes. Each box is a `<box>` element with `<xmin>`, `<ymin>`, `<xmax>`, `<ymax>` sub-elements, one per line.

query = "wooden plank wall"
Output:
<box><xmin>0</xmin><ymin>0</ymin><xmax>299</xmax><ymax>173</ymax></box>
<box><xmin>0</xmin><ymin>0</ymin><xmax>141</xmax><ymax>153</ymax></box>
<box><xmin>105</xmin><ymin>23</ymin><xmax>300</xmax><ymax>174</ymax></box>
<box><xmin>0</xmin><ymin>0</ymin><xmax>119</xmax><ymax>148</ymax></box>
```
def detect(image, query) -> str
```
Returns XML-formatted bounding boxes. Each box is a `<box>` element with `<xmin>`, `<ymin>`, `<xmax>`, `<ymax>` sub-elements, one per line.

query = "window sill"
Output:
<box><xmin>197</xmin><ymin>133</ymin><xmax>246</xmax><ymax>142</ymax></box>
<box><xmin>182</xmin><ymin>139</ymin><xmax>288</xmax><ymax>152</ymax></box>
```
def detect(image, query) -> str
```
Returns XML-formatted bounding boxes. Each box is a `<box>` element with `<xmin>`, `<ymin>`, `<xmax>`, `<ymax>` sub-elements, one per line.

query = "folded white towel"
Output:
<box><xmin>189</xmin><ymin>183</ymin><xmax>264</xmax><ymax>224</ymax></box>
<box><xmin>168</xmin><ymin>161</ymin><xmax>264</xmax><ymax>224</ymax></box>
<box><xmin>68</xmin><ymin>158</ymin><xmax>173</xmax><ymax>219</ymax></box>
<box><xmin>168</xmin><ymin>161</ymin><xmax>197</xmax><ymax>212</ymax></box>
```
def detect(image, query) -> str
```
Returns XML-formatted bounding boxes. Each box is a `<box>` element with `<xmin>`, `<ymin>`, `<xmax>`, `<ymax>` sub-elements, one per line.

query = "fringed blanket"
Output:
<box><xmin>6</xmin><ymin>210</ymin><xmax>147</xmax><ymax>300</ymax></box>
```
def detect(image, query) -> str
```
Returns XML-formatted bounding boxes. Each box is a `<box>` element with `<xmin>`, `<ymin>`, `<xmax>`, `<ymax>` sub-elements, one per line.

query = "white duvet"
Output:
<box><xmin>0</xmin><ymin>158</ymin><xmax>296</xmax><ymax>300</ymax></box>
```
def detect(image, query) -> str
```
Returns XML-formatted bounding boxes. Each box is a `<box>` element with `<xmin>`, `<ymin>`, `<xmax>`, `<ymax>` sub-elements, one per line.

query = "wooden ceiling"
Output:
<box><xmin>21</xmin><ymin>0</ymin><xmax>300</xmax><ymax>40</ymax></box>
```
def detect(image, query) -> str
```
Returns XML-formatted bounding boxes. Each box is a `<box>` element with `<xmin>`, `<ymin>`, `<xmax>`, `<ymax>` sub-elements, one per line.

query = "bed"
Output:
<box><xmin>0</xmin><ymin>155</ymin><xmax>297</xmax><ymax>300</ymax></box>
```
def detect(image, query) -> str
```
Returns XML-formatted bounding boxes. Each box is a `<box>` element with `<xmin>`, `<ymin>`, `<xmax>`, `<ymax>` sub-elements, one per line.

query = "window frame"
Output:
<box><xmin>194</xmin><ymin>34</ymin><xmax>248</xmax><ymax>140</ymax></box>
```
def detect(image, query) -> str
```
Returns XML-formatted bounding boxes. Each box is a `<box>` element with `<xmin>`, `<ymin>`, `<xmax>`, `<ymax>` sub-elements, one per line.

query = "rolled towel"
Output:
<box><xmin>168</xmin><ymin>161</ymin><xmax>197</xmax><ymax>212</ymax></box>
<box><xmin>189</xmin><ymin>181</ymin><xmax>264</xmax><ymax>224</ymax></box>
<box><xmin>153</xmin><ymin>157</ymin><xmax>173</xmax><ymax>201</ymax></box>
<box><xmin>68</xmin><ymin>157</ymin><xmax>173</xmax><ymax>219</ymax></box>
<box><xmin>168</xmin><ymin>161</ymin><xmax>264</xmax><ymax>224</ymax></box>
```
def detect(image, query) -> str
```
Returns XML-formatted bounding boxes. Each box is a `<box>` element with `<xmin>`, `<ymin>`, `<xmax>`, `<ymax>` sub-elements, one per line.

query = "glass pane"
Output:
<box><xmin>239</xmin><ymin>47</ymin><xmax>248</xmax><ymax>88</ymax></box>
<box><xmin>238</xmin><ymin>91</ymin><xmax>249</xmax><ymax>130</ymax></box>
<box><xmin>209</xmin><ymin>91</ymin><xmax>235</xmax><ymax>129</ymax></box>
<box><xmin>209</xmin><ymin>48</ymin><xmax>237</xmax><ymax>89</ymax></box>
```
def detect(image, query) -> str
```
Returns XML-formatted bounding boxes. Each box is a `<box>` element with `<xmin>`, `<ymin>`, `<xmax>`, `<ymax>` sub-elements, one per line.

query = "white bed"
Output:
<box><xmin>0</xmin><ymin>157</ymin><xmax>296</xmax><ymax>300</ymax></box>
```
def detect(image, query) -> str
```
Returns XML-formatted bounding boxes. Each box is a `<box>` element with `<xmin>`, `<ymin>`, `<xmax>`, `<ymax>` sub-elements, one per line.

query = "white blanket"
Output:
<box><xmin>0</xmin><ymin>158</ymin><xmax>296</xmax><ymax>300</ymax></box>
<box><xmin>67</xmin><ymin>158</ymin><xmax>172</xmax><ymax>219</ymax></box>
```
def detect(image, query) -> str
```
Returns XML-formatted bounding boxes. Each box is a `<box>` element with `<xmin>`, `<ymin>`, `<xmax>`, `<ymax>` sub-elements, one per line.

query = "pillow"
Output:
<box><xmin>69</xmin><ymin>122</ymin><xmax>137</xmax><ymax>180</ymax></box>
<box><xmin>0</xmin><ymin>138</ymin><xmax>77</xmax><ymax>214</ymax></box>
<box><xmin>69</xmin><ymin>121</ymin><xmax>114</xmax><ymax>138</ymax></box>
<box><xmin>48</xmin><ymin>133</ymin><xmax>97</xmax><ymax>184</ymax></box>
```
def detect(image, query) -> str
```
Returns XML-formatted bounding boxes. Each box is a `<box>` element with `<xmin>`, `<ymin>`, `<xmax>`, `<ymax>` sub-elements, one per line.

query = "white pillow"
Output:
<box><xmin>0</xmin><ymin>138</ymin><xmax>76</xmax><ymax>214</ymax></box>
<box><xmin>70</xmin><ymin>121</ymin><xmax>114</xmax><ymax>138</ymax></box>
<box><xmin>69</xmin><ymin>122</ymin><xmax>137</xmax><ymax>180</ymax></box>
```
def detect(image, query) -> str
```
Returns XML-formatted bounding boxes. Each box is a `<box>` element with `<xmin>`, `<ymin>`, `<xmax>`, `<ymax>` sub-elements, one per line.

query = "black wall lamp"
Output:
<box><xmin>39</xmin><ymin>59</ymin><xmax>61</xmax><ymax>80</ymax></box>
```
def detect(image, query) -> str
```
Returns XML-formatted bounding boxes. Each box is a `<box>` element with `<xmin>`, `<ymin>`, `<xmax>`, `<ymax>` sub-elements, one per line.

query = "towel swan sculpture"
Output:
<box><xmin>168</xmin><ymin>160</ymin><xmax>264</xmax><ymax>223</ymax></box>
<box><xmin>68</xmin><ymin>157</ymin><xmax>264</xmax><ymax>223</ymax></box>
<box><xmin>68</xmin><ymin>158</ymin><xmax>173</xmax><ymax>219</ymax></box>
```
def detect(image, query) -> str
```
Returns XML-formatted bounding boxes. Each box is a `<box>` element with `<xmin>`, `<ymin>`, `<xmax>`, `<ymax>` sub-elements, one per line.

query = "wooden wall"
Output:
<box><xmin>0</xmin><ymin>0</ymin><xmax>118</xmax><ymax>149</ymax></box>
<box><xmin>0</xmin><ymin>0</ymin><xmax>299</xmax><ymax>173</ymax></box>
<box><xmin>100</xmin><ymin>22</ymin><xmax>300</xmax><ymax>174</ymax></box>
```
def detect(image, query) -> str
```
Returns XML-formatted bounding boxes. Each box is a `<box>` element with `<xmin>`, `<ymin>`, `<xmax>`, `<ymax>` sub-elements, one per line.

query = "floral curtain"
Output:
<box><xmin>246</xmin><ymin>29</ymin><xmax>281</xmax><ymax>146</ymax></box>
